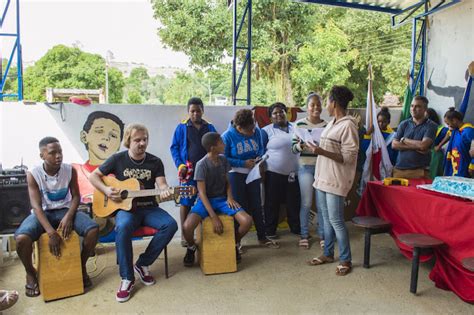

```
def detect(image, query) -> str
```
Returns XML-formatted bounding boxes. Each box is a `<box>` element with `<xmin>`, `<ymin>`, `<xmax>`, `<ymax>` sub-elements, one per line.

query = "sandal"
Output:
<box><xmin>0</xmin><ymin>290</ymin><xmax>19</xmax><ymax>311</ymax></box>
<box><xmin>308</xmin><ymin>255</ymin><xmax>335</xmax><ymax>266</ymax></box>
<box><xmin>298</xmin><ymin>238</ymin><xmax>310</xmax><ymax>249</ymax></box>
<box><xmin>335</xmin><ymin>262</ymin><xmax>352</xmax><ymax>276</ymax></box>
<box><xmin>25</xmin><ymin>282</ymin><xmax>40</xmax><ymax>298</ymax></box>
<box><xmin>320</xmin><ymin>240</ymin><xmax>325</xmax><ymax>249</ymax></box>
<box><xmin>259</xmin><ymin>238</ymin><xmax>280</xmax><ymax>249</ymax></box>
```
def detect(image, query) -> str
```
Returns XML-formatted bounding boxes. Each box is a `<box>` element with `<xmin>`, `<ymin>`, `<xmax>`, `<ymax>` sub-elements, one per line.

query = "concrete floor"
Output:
<box><xmin>0</xmin><ymin>224</ymin><xmax>472</xmax><ymax>314</ymax></box>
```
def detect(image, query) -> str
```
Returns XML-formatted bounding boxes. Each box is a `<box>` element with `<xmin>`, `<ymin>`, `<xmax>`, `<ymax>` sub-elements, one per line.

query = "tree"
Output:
<box><xmin>291</xmin><ymin>22</ymin><xmax>356</xmax><ymax>105</ymax></box>
<box><xmin>151</xmin><ymin>1</ymin><xmax>412</xmax><ymax>108</ymax></box>
<box><xmin>338</xmin><ymin>11</ymin><xmax>412</xmax><ymax>106</ymax></box>
<box><xmin>162</xmin><ymin>71</ymin><xmax>209</xmax><ymax>105</ymax></box>
<box><xmin>126</xmin><ymin>89</ymin><xmax>143</xmax><ymax>104</ymax></box>
<box><xmin>123</xmin><ymin>66</ymin><xmax>149</xmax><ymax>104</ymax></box>
<box><xmin>151</xmin><ymin>0</ymin><xmax>318</xmax><ymax>105</ymax></box>
<box><xmin>1</xmin><ymin>58</ymin><xmax>18</xmax><ymax>100</ymax></box>
<box><xmin>23</xmin><ymin>45</ymin><xmax>124</xmax><ymax>103</ymax></box>
<box><xmin>129</xmin><ymin>67</ymin><xmax>150</xmax><ymax>82</ymax></box>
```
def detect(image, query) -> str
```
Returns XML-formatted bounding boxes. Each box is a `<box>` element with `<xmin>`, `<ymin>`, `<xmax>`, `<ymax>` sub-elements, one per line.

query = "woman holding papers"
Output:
<box><xmin>292</xmin><ymin>92</ymin><xmax>327</xmax><ymax>250</ymax></box>
<box><xmin>222</xmin><ymin>109</ymin><xmax>279</xmax><ymax>249</ymax></box>
<box><xmin>307</xmin><ymin>86</ymin><xmax>359</xmax><ymax>276</ymax></box>
<box><xmin>262</xmin><ymin>103</ymin><xmax>301</xmax><ymax>240</ymax></box>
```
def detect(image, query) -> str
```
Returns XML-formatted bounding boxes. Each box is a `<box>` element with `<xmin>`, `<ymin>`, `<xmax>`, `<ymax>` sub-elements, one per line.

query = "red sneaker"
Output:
<box><xmin>116</xmin><ymin>279</ymin><xmax>134</xmax><ymax>303</ymax></box>
<box><xmin>134</xmin><ymin>264</ymin><xmax>156</xmax><ymax>286</ymax></box>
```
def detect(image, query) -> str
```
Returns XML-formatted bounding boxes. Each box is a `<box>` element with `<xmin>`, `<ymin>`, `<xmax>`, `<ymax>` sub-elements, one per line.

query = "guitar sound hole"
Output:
<box><xmin>120</xmin><ymin>190</ymin><xmax>128</xmax><ymax>200</ymax></box>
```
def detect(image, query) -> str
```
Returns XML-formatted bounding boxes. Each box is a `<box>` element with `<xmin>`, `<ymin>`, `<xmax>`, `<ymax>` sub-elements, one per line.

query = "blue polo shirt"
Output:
<box><xmin>187</xmin><ymin>120</ymin><xmax>210</xmax><ymax>167</ymax></box>
<box><xmin>394</xmin><ymin>118</ymin><xmax>438</xmax><ymax>169</ymax></box>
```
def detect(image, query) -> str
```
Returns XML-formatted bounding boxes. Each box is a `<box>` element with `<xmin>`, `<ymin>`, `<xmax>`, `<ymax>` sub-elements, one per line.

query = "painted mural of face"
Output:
<box><xmin>80</xmin><ymin>118</ymin><xmax>122</xmax><ymax>164</ymax></box>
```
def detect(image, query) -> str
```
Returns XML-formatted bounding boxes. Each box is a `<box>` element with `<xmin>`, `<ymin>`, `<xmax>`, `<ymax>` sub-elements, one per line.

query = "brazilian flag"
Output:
<box><xmin>400</xmin><ymin>85</ymin><xmax>413</xmax><ymax>123</ymax></box>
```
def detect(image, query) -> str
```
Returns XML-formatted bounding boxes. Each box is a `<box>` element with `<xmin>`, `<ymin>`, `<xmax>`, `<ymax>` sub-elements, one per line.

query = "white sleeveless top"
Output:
<box><xmin>30</xmin><ymin>163</ymin><xmax>72</xmax><ymax>211</ymax></box>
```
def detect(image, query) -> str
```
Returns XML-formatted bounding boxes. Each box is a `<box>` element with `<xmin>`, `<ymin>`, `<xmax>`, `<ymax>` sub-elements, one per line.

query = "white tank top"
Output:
<box><xmin>30</xmin><ymin>163</ymin><xmax>72</xmax><ymax>211</ymax></box>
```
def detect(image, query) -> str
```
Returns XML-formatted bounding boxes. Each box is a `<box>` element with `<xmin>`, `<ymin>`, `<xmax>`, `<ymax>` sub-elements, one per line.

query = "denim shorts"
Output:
<box><xmin>190</xmin><ymin>196</ymin><xmax>243</xmax><ymax>219</ymax></box>
<box><xmin>15</xmin><ymin>208</ymin><xmax>99</xmax><ymax>241</ymax></box>
<box><xmin>179</xmin><ymin>179</ymin><xmax>198</xmax><ymax>207</ymax></box>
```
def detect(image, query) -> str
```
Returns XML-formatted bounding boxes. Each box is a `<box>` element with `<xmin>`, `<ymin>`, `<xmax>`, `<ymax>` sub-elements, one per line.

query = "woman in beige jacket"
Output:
<box><xmin>307</xmin><ymin>86</ymin><xmax>359</xmax><ymax>276</ymax></box>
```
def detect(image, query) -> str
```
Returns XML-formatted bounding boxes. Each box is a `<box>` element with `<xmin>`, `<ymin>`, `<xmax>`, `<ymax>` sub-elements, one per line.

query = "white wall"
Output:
<box><xmin>0</xmin><ymin>102</ymin><xmax>253</xmax><ymax>180</ymax></box>
<box><xmin>0</xmin><ymin>102</ymin><xmax>254</xmax><ymax>225</ymax></box>
<box><xmin>0</xmin><ymin>101</ymin><xmax>392</xmax><ymax>231</ymax></box>
<box><xmin>426</xmin><ymin>0</ymin><xmax>474</xmax><ymax>123</ymax></box>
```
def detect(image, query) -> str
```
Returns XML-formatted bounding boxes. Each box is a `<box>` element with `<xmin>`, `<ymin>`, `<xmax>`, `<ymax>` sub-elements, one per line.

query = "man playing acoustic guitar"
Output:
<box><xmin>89</xmin><ymin>123</ymin><xmax>178</xmax><ymax>303</ymax></box>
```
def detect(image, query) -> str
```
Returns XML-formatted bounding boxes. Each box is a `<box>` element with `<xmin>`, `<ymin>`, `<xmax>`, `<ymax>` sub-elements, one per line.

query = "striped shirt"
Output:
<box><xmin>291</xmin><ymin>117</ymin><xmax>328</xmax><ymax>166</ymax></box>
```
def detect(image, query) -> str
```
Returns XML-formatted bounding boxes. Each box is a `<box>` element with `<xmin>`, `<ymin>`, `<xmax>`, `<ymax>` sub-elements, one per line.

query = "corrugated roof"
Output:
<box><xmin>296</xmin><ymin>0</ymin><xmax>423</xmax><ymax>14</ymax></box>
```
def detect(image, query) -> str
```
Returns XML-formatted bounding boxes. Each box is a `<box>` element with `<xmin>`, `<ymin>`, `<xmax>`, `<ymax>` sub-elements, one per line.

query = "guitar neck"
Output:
<box><xmin>127</xmin><ymin>189</ymin><xmax>175</xmax><ymax>203</ymax></box>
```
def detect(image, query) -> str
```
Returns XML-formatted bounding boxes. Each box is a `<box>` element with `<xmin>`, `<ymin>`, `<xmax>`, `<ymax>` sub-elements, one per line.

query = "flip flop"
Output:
<box><xmin>335</xmin><ymin>262</ymin><xmax>352</xmax><ymax>276</ymax></box>
<box><xmin>0</xmin><ymin>290</ymin><xmax>19</xmax><ymax>311</ymax></box>
<box><xmin>298</xmin><ymin>238</ymin><xmax>310</xmax><ymax>249</ymax></box>
<box><xmin>308</xmin><ymin>255</ymin><xmax>335</xmax><ymax>266</ymax></box>
<box><xmin>259</xmin><ymin>238</ymin><xmax>280</xmax><ymax>249</ymax></box>
<box><xmin>25</xmin><ymin>282</ymin><xmax>40</xmax><ymax>297</ymax></box>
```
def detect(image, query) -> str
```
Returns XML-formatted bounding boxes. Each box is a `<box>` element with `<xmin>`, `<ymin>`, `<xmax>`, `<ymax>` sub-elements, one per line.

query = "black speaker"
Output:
<box><xmin>0</xmin><ymin>174</ymin><xmax>31</xmax><ymax>234</ymax></box>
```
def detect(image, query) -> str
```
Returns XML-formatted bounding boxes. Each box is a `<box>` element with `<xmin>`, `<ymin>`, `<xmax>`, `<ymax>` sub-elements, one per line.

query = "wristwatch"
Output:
<box><xmin>400</xmin><ymin>137</ymin><xmax>406</xmax><ymax>144</ymax></box>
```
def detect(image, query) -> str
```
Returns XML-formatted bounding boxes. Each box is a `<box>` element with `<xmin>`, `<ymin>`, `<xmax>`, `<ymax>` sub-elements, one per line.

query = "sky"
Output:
<box><xmin>1</xmin><ymin>0</ymin><xmax>190</xmax><ymax>68</ymax></box>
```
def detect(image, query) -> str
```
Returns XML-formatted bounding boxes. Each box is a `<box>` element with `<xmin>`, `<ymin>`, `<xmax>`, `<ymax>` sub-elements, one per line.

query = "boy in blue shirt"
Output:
<box><xmin>170</xmin><ymin>97</ymin><xmax>217</xmax><ymax>246</ymax></box>
<box><xmin>182</xmin><ymin>132</ymin><xmax>252</xmax><ymax>266</ymax></box>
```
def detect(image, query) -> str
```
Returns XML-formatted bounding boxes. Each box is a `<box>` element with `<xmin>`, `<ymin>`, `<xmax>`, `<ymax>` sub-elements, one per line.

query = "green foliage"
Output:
<box><xmin>151</xmin><ymin>1</ymin><xmax>412</xmax><ymax>108</ymax></box>
<box><xmin>129</xmin><ymin>67</ymin><xmax>150</xmax><ymax>82</ymax></box>
<box><xmin>291</xmin><ymin>22</ymin><xmax>355</xmax><ymax>106</ymax></box>
<box><xmin>126</xmin><ymin>89</ymin><xmax>143</xmax><ymax>104</ymax></box>
<box><xmin>151</xmin><ymin>0</ymin><xmax>231</xmax><ymax>67</ymax></box>
<box><xmin>162</xmin><ymin>71</ymin><xmax>210</xmax><ymax>105</ymax></box>
<box><xmin>23</xmin><ymin>45</ymin><xmax>124</xmax><ymax>103</ymax></box>
<box><xmin>1</xmin><ymin>59</ymin><xmax>18</xmax><ymax>100</ymax></box>
<box><xmin>141</xmin><ymin>74</ymin><xmax>172</xmax><ymax>104</ymax></box>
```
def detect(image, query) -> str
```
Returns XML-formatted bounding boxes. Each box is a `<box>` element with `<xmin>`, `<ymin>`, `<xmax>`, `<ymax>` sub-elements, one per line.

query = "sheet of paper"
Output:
<box><xmin>246</xmin><ymin>154</ymin><xmax>269</xmax><ymax>184</ymax></box>
<box><xmin>294</xmin><ymin>128</ymin><xmax>324</xmax><ymax>145</ymax></box>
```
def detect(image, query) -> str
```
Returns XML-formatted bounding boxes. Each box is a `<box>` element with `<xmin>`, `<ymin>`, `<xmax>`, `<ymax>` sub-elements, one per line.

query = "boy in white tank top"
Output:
<box><xmin>15</xmin><ymin>137</ymin><xmax>99</xmax><ymax>297</ymax></box>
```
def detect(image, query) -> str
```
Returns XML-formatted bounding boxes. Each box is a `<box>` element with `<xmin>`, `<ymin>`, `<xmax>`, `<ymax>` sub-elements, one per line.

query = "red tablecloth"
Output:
<box><xmin>356</xmin><ymin>181</ymin><xmax>474</xmax><ymax>303</ymax></box>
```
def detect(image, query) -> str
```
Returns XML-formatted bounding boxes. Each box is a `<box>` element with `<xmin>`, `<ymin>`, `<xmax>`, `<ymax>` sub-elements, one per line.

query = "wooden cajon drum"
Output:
<box><xmin>36</xmin><ymin>231</ymin><xmax>84</xmax><ymax>301</ymax></box>
<box><xmin>196</xmin><ymin>215</ymin><xmax>237</xmax><ymax>275</ymax></box>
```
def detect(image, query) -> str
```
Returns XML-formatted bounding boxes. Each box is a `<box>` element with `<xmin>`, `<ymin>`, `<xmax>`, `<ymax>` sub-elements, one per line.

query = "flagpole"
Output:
<box><xmin>368</xmin><ymin>64</ymin><xmax>374</xmax><ymax>132</ymax></box>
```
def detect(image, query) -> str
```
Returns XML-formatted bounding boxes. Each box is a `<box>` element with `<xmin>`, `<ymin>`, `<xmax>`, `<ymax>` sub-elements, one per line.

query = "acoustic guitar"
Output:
<box><xmin>93</xmin><ymin>176</ymin><xmax>196</xmax><ymax>218</ymax></box>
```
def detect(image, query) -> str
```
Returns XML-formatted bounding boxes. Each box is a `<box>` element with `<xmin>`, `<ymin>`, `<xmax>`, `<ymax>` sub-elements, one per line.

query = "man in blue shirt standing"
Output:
<box><xmin>392</xmin><ymin>96</ymin><xmax>438</xmax><ymax>179</ymax></box>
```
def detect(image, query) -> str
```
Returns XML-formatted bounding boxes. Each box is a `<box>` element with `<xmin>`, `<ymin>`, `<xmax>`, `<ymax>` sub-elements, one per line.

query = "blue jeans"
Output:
<box><xmin>115</xmin><ymin>207</ymin><xmax>178</xmax><ymax>281</ymax></box>
<box><xmin>228</xmin><ymin>173</ymin><xmax>266</xmax><ymax>241</ymax></box>
<box><xmin>15</xmin><ymin>208</ymin><xmax>98</xmax><ymax>241</ymax></box>
<box><xmin>316</xmin><ymin>189</ymin><xmax>351</xmax><ymax>262</ymax></box>
<box><xmin>298</xmin><ymin>165</ymin><xmax>324</xmax><ymax>239</ymax></box>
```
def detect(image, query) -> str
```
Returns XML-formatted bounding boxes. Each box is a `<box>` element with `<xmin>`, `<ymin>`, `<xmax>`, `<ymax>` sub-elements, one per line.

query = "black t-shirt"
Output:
<box><xmin>99</xmin><ymin>150</ymin><xmax>165</xmax><ymax>208</ymax></box>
